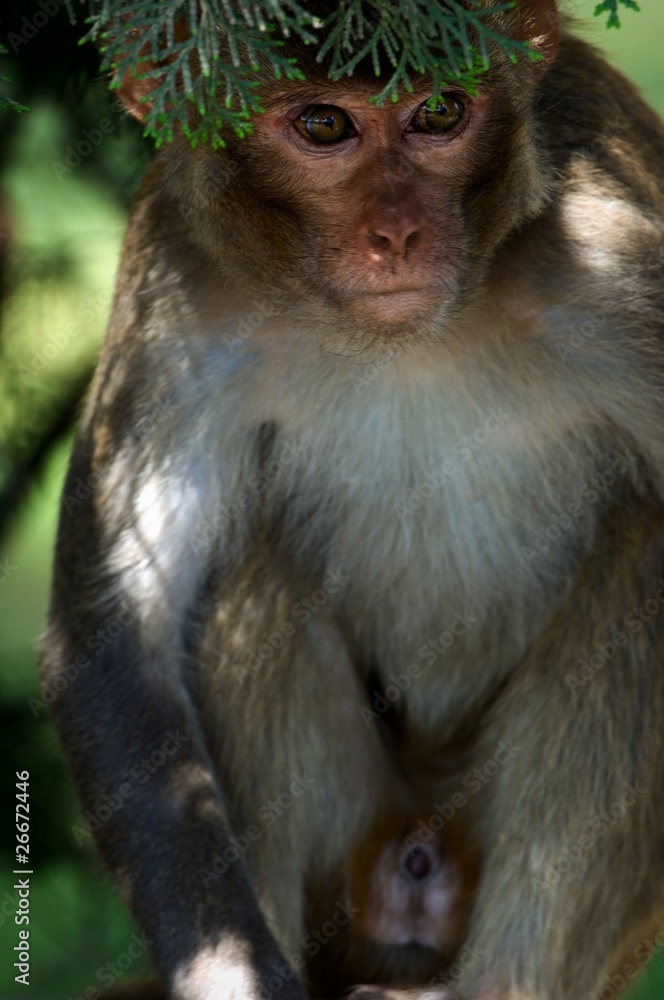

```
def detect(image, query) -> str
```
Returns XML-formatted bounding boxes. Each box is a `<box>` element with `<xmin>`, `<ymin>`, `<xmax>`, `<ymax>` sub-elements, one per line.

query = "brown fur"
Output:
<box><xmin>41</xmin><ymin>2</ymin><xmax>664</xmax><ymax>998</ymax></box>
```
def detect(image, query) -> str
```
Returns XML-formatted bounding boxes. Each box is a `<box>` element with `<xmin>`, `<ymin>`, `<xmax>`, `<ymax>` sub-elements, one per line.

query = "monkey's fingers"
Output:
<box><xmin>345</xmin><ymin>981</ymin><xmax>501</xmax><ymax>1000</ymax></box>
<box><xmin>345</xmin><ymin>986</ymin><xmax>462</xmax><ymax>1000</ymax></box>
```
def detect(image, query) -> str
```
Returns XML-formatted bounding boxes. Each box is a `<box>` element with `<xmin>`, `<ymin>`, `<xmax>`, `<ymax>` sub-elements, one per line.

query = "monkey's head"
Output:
<box><xmin>121</xmin><ymin>0</ymin><xmax>559</xmax><ymax>351</ymax></box>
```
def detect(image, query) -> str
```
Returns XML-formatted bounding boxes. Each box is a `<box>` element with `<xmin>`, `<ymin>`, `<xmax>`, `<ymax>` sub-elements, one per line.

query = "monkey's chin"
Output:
<box><xmin>342</xmin><ymin>290</ymin><xmax>443</xmax><ymax>339</ymax></box>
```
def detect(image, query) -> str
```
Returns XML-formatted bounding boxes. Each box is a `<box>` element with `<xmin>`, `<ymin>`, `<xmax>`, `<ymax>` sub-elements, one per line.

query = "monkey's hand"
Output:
<box><xmin>171</xmin><ymin>958</ymin><xmax>308</xmax><ymax>1000</ymax></box>
<box><xmin>345</xmin><ymin>988</ymin><xmax>462</xmax><ymax>1000</ymax></box>
<box><xmin>346</xmin><ymin>982</ymin><xmax>499</xmax><ymax>1000</ymax></box>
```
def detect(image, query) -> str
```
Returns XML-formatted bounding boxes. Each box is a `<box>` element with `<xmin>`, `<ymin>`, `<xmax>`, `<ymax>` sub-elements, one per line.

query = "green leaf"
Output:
<box><xmin>593</xmin><ymin>0</ymin><xmax>640</xmax><ymax>28</ymax></box>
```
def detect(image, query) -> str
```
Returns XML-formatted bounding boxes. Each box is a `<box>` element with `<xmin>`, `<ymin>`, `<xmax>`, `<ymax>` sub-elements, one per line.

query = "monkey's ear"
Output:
<box><xmin>117</xmin><ymin>65</ymin><xmax>156</xmax><ymax>122</ymax></box>
<box><xmin>518</xmin><ymin>0</ymin><xmax>559</xmax><ymax>73</ymax></box>
<box><xmin>116</xmin><ymin>20</ymin><xmax>188</xmax><ymax>122</ymax></box>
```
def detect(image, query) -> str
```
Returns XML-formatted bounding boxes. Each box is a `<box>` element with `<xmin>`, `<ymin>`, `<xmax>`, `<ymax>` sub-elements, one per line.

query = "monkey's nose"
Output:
<box><xmin>366</xmin><ymin>222</ymin><xmax>420</xmax><ymax>259</ymax></box>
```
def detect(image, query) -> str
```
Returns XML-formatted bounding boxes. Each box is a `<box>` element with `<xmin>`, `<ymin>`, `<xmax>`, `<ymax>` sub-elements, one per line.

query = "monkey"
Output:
<box><xmin>40</xmin><ymin>0</ymin><xmax>664</xmax><ymax>998</ymax></box>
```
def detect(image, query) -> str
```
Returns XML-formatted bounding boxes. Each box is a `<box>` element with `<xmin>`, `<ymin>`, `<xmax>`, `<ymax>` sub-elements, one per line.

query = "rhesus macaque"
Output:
<box><xmin>41</xmin><ymin>0</ymin><xmax>664</xmax><ymax>997</ymax></box>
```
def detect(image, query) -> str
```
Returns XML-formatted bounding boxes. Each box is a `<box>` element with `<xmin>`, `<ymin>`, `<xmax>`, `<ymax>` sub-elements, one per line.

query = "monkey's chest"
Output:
<box><xmin>281</xmin><ymin>401</ymin><xmax>595</xmax><ymax>593</ymax></box>
<box><xmin>270</xmin><ymin>389</ymin><xmax>608</xmax><ymax>725</ymax></box>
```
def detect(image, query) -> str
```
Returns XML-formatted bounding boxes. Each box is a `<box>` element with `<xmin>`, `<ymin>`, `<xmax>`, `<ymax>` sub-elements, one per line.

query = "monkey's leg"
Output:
<box><xmin>456</xmin><ymin>500</ymin><xmax>664</xmax><ymax>1000</ymax></box>
<box><xmin>196</xmin><ymin>569</ymin><xmax>404</xmax><ymax>986</ymax></box>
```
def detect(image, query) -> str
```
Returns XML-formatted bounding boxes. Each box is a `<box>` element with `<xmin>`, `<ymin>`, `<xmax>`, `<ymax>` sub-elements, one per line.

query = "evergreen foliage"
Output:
<box><xmin>594</xmin><ymin>0</ymin><xmax>640</xmax><ymax>29</ymax></box>
<box><xmin>0</xmin><ymin>2</ymin><xmax>643</xmax><ymax>141</ymax></box>
<box><xmin>0</xmin><ymin>42</ymin><xmax>29</xmax><ymax>113</ymax></box>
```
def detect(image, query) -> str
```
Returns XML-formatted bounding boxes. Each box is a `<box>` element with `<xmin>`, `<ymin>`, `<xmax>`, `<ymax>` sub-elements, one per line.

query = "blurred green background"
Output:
<box><xmin>0</xmin><ymin>3</ymin><xmax>663</xmax><ymax>998</ymax></box>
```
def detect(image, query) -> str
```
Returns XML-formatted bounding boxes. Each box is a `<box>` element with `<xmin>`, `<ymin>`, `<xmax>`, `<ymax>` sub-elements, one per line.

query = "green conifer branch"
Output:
<box><xmin>0</xmin><ymin>43</ymin><xmax>30</xmax><ymax>114</ymax></box>
<box><xmin>318</xmin><ymin>1</ymin><xmax>529</xmax><ymax>105</ymax></box>
<box><xmin>0</xmin><ymin>3</ymin><xmax>644</xmax><ymax>136</ymax></box>
<box><xmin>87</xmin><ymin>1</ymin><xmax>319</xmax><ymax>147</ymax></box>
<box><xmin>594</xmin><ymin>0</ymin><xmax>640</xmax><ymax>29</ymax></box>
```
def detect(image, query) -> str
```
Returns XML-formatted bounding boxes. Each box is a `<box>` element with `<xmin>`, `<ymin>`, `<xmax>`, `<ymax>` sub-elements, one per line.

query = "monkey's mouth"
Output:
<box><xmin>341</xmin><ymin>287</ymin><xmax>443</xmax><ymax>329</ymax></box>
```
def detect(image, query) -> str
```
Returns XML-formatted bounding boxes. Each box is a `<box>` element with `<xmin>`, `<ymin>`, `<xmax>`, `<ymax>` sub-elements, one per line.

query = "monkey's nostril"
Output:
<box><xmin>367</xmin><ymin>223</ymin><xmax>420</xmax><ymax>258</ymax></box>
<box><xmin>404</xmin><ymin>845</ymin><xmax>433</xmax><ymax>881</ymax></box>
<box><xmin>367</xmin><ymin>232</ymin><xmax>393</xmax><ymax>255</ymax></box>
<box><xmin>404</xmin><ymin>229</ymin><xmax>419</xmax><ymax>254</ymax></box>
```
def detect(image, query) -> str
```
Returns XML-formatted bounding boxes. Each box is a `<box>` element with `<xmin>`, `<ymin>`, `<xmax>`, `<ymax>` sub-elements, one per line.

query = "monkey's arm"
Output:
<box><xmin>40</xmin><ymin>406</ymin><xmax>308</xmax><ymax>1000</ymax></box>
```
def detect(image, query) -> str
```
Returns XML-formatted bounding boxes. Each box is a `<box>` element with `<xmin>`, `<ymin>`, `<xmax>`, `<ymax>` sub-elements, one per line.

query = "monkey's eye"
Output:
<box><xmin>294</xmin><ymin>105</ymin><xmax>356</xmax><ymax>145</ymax></box>
<box><xmin>411</xmin><ymin>95</ymin><xmax>465</xmax><ymax>135</ymax></box>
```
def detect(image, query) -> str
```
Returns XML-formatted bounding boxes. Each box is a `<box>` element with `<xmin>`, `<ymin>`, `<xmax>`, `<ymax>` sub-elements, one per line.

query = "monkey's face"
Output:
<box><xmin>199</xmin><ymin>69</ymin><xmax>551</xmax><ymax>348</ymax></box>
<box><xmin>256</xmin><ymin>86</ymin><xmax>473</xmax><ymax>334</ymax></box>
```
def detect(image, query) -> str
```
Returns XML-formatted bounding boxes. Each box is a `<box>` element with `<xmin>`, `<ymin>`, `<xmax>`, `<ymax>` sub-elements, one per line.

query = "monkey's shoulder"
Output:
<box><xmin>546</xmin><ymin>34</ymin><xmax>664</xmax><ymax>182</ymax></box>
